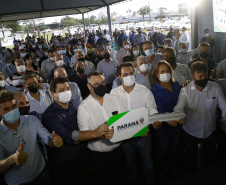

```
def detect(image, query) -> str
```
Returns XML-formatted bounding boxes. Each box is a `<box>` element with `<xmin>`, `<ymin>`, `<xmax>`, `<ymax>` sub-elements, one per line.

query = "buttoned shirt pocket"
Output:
<box><xmin>206</xmin><ymin>99</ymin><xmax>217</xmax><ymax>109</ymax></box>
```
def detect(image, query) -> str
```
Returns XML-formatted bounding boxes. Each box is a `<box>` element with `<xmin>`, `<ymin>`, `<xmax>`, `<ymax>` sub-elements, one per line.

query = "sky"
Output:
<box><xmin>41</xmin><ymin>0</ymin><xmax>198</xmax><ymax>24</ymax></box>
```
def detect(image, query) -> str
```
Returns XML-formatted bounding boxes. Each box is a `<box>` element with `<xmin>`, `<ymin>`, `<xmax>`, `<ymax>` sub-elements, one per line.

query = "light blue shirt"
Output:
<box><xmin>5</xmin><ymin>85</ymin><xmax>18</xmax><ymax>93</ymax></box>
<box><xmin>26</xmin><ymin>89</ymin><xmax>53</xmax><ymax>120</ymax></box>
<box><xmin>0</xmin><ymin>115</ymin><xmax>51</xmax><ymax>185</ymax></box>
<box><xmin>112</xmin><ymin>73</ymin><xmax>149</xmax><ymax>89</ymax></box>
<box><xmin>63</xmin><ymin>55</ymin><xmax>70</xmax><ymax>65</ymax></box>
<box><xmin>97</xmin><ymin>59</ymin><xmax>118</xmax><ymax>84</ymax></box>
<box><xmin>69</xmin><ymin>82</ymin><xmax>82</xmax><ymax>109</ymax></box>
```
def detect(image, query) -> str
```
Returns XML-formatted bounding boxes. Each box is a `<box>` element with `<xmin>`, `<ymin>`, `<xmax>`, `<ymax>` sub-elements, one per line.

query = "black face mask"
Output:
<box><xmin>89</xmin><ymin>84</ymin><xmax>107</xmax><ymax>97</ymax></box>
<box><xmin>79</xmin><ymin>57</ymin><xmax>85</xmax><ymax>62</ymax></box>
<box><xmin>104</xmin><ymin>53</ymin><xmax>110</xmax><ymax>59</ymax></box>
<box><xmin>166</xmin><ymin>57</ymin><xmax>176</xmax><ymax>66</ymax></box>
<box><xmin>28</xmin><ymin>84</ymin><xmax>39</xmax><ymax>94</ymax></box>
<box><xmin>19</xmin><ymin>106</ymin><xmax>30</xmax><ymax>115</ymax></box>
<box><xmin>195</xmin><ymin>78</ymin><xmax>208</xmax><ymax>88</ymax></box>
<box><xmin>200</xmin><ymin>52</ymin><xmax>209</xmax><ymax>59</ymax></box>
<box><xmin>77</xmin><ymin>67</ymin><xmax>85</xmax><ymax>74</ymax></box>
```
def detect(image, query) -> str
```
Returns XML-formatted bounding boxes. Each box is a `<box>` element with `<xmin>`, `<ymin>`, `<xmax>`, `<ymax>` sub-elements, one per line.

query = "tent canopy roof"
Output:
<box><xmin>0</xmin><ymin>0</ymin><xmax>125</xmax><ymax>22</ymax></box>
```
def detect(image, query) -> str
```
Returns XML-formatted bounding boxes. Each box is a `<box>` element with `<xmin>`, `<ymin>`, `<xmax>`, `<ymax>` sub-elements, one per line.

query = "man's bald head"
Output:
<box><xmin>54</xmin><ymin>67</ymin><xmax>67</xmax><ymax>78</ymax></box>
<box><xmin>55</xmin><ymin>54</ymin><xmax>63</xmax><ymax>61</ymax></box>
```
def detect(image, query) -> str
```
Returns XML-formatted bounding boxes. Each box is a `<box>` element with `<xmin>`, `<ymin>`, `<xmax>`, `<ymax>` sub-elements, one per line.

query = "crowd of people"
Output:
<box><xmin>0</xmin><ymin>24</ymin><xmax>226</xmax><ymax>185</ymax></box>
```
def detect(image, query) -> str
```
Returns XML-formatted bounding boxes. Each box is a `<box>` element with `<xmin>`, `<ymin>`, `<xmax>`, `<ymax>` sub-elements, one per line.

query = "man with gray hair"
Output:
<box><xmin>0</xmin><ymin>72</ymin><xmax>18</xmax><ymax>93</ymax></box>
<box><xmin>137</xmin><ymin>55</ymin><xmax>151</xmax><ymax>88</ymax></box>
<box><xmin>22</xmin><ymin>72</ymin><xmax>53</xmax><ymax>121</ymax></box>
<box><xmin>6</xmin><ymin>59</ymin><xmax>26</xmax><ymax>91</ymax></box>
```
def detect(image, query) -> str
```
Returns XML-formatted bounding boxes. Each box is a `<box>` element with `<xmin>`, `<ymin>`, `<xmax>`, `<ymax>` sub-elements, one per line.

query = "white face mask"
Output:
<box><xmin>133</xmin><ymin>50</ymin><xmax>139</xmax><ymax>56</ymax></box>
<box><xmin>36</xmin><ymin>58</ymin><xmax>40</xmax><ymax>62</ymax></box>
<box><xmin>61</xmin><ymin>49</ymin><xmax>66</xmax><ymax>54</ymax></box>
<box><xmin>56</xmin><ymin>60</ymin><xmax>64</xmax><ymax>67</ymax></box>
<box><xmin>49</xmin><ymin>57</ymin><xmax>55</xmax><ymax>61</ymax></box>
<box><xmin>145</xmin><ymin>49</ymin><xmax>154</xmax><ymax>57</ymax></box>
<box><xmin>74</xmin><ymin>49</ymin><xmax>78</xmax><ymax>53</ymax></box>
<box><xmin>139</xmin><ymin>63</ymin><xmax>149</xmax><ymax>72</ymax></box>
<box><xmin>0</xmin><ymin>80</ymin><xmax>6</xmax><ymax>87</ymax></box>
<box><xmin>180</xmin><ymin>49</ymin><xmax>187</xmax><ymax>53</ymax></box>
<box><xmin>204</xmin><ymin>33</ymin><xmax>209</xmax><ymax>37</ymax></box>
<box><xmin>123</xmin><ymin>75</ymin><xmax>135</xmax><ymax>87</ymax></box>
<box><xmin>159</xmin><ymin>73</ymin><xmax>171</xmax><ymax>82</ymax></box>
<box><xmin>57</xmin><ymin>90</ymin><xmax>72</xmax><ymax>103</ymax></box>
<box><xmin>32</xmin><ymin>45</ymin><xmax>36</xmax><ymax>49</ymax></box>
<box><xmin>21</xmin><ymin>53</ymin><xmax>26</xmax><ymax>58</ymax></box>
<box><xmin>17</xmin><ymin>65</ymin><xmax>26</xmax><ymax>73</ymax></box>
<box><xmin>106</xmin><ymin>45</ymin><xmax>111</xmax><ymax>50</ymax></box>
<box><xmin>164</xmin><ymin>44</ymin><xmax>168</xmax><ymax>49</ymax></box>
<box><xmin>124</xmin><ymin>45</ymin><xmax>129</xmax><ymax>49</ymax></box>
<box><xmin>57</xmin><ymin>50</ymin><xmax>62</xmax><ymax>54</ymax></box>
<box><xmin>45</xmin><ymin>52</ymin><xmax>48</xmax><ymax>56</ymax></box>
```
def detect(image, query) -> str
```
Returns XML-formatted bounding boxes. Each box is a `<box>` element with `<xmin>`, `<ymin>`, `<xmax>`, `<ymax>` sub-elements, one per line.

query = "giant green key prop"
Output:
<box><xmin>107</xmin><ymin>107</ymin><xmax>186</xmax><ymax>143</ymax></box>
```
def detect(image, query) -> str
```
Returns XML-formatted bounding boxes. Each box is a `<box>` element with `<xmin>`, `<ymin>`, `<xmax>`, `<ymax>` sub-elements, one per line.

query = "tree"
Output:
<box><xmin>158</xmin><ymin>7</ymin><xmax>167</xmax><ymax>21</ymax></box>
<box><xmin>137</xmin><ymin>5</ymin><xmax>151</xmax><ymax>21</ymax></box>
<box><xmin>126</xmin><ymin>9</ymin><xmax>132</xmax><ymax>19</ymax></box>
<box><xmin>111</xmin><ymin>11</ymin><xmax>117</xmax><ymax>18</ymax></box>
<box><xmin>133</xmin><ymin>11</ymin><xmax>136</xmax><ymax>17</ymax></box>
<box><xmin>60</xmin><ymin>16</ymin><xmax>75</xmax><ymax>27</ymax></box>
<box><xmin>0</xmin><ymin>21</ymin><xmax>21</xmax><ymax>37</ymax></box>
<box><xmin>90</xmin><ymin>15</ymin><xmax>96</xmax><ymax>24</ymax></box>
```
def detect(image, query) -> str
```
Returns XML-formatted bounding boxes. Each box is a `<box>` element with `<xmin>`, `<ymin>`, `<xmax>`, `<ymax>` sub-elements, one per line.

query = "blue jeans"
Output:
<box><xmin>122</xmin><ymin>133</ymin><xmax>154</xmax><ymax>185</ymax></box>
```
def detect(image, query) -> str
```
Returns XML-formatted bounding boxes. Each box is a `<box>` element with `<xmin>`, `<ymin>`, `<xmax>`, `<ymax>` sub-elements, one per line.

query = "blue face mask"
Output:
<box><xmin>144</xmin><ymin>49</ymin><xmax>154</xmax><ymax>57</ymax></box>
<box><xmin>2</xmin><ymin>108</ymin><xmax>20</xmax><ymax>124</ymax></box>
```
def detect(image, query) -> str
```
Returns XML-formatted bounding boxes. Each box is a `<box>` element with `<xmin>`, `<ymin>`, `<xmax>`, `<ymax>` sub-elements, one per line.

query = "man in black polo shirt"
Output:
<box><xmin>188</xmin><ymin>42</ymin><xmax>215</xmax><ymax>79</ymax></box>
<box><xmin>68</xmin><ymin>61</ymin><xmax>90</xmax><ymax>99</ymax></box>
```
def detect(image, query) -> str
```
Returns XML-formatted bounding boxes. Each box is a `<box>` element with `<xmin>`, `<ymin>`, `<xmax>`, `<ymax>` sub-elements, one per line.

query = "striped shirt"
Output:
<box><xmin>6</xmin><ymin>72</ymin><xmax>24</xmax><ymax>91</ymax></box>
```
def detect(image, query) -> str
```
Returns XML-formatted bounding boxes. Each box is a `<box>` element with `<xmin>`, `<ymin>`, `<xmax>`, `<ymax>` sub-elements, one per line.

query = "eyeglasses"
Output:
<box><xmin>13</xmin><ymin>132</ymin><xmax>26</xmax><ymax>145</ymax></box>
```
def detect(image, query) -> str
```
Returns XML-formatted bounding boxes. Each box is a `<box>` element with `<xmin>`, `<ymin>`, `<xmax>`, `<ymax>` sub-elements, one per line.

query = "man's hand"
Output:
<box><xmin>211</xmin><ymin>66</ymin><xmax>217</xmax><ymax>80</ymax></box>
<box><xmin>206</xmin><ymin>35</ymin><xmax>214</xmax><ymax>43</ymax></box>
<box><xmin>181</xmin><ymin>80</ymin><xmax>191</xmax><ymax>88</ymax></box>
<box><xmin>104</xmin><ymin>127</ymin><xmax>114</xmax><ymax>139</ymax></box>
<box><xmin>178</xmin><ymin>118</ymin><xmax>186</xmax><ymax>125</ymax></box>
<box><xmin>95</xmin><ymin>124</ymin><xmax>108</xmax><ymax>138</ymax></box>
<box><xmin>141</xmin><ymin>129</ymin><xmax>150</xmax><ymax>137</ymax></box>
<box><xmin>153</xmin><ymin>121</ymin><xmax>162</xmax><ymax>129</ymax></box>
<box><xmin>221</xmin><ymin>113</ymin><xmax>226</xmax><ymax>124</ymax></box>
<box><xmin>14</xmin><ymin>143</ymin><xmax>28</xmax><ymax>166</ymax></box>
<box><xmin>51</xmin><ymin>131</ymin><xmax>64</xmax><ymax>148</ymax></box>
<box><xmin>167</xmin><ymin>121</ymin><xmax>178</xmax><ymax>127</ymax></box>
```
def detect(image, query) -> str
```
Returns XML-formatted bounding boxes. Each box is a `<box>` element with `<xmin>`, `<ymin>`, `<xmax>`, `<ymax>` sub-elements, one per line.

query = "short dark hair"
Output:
<box><xmin>48</xmin><ymin>49</ymin><xmax>55</xmax><ymax>54</ymax></box>
<box><xmin>116</xmin><ymin>63</ymin><xmax>134</xmax><ymax>76</ymax></box>
<box><xmin>87</xmin><ymin>71</ymin><xmax>104</xmax><ymax>83</ymax></box>
<box><xmin>50</xmin><ymin>77</ymin><xmax>69</xmax><ymax>93</ymax></box>
<box><xmin>204</xmin><ymin>29</ymin><xmax>210</xmax><ymax>32</ymax></box>
<box><xmin>122</xmin><ymin>55</ymin><xmax>135</xmax><ymax>63</ymax></box>
<box><xmin>156</xmin><ymin>45</ymin><xmax>164</xmax><ymax>50</ymax></box>
<box><xmin>0</xmin><ymin>90</ymin><xmax>16</xmax><ymax>104</ymax></box>
<box><xmin>190</xmin><ymin>61</ymin><xmax>208</xmax><ymax>75</ymax></box>
<box><xmin>199</xmin><ymin>42</ymin><xmax>210</xmax><ymax>50</ymax></box>
<box><xmin>163</xmin><ymin>47</ymin><xmax>176</xmax><ymax>57</ymax></box>
<box><xmin>152</xmin><ymin>60</ymin><xmax>175</xmax><ymax>84</ymax></box>
<box><xmin>21</xmin><ymin>72</ymin><xmax>37</xmax><ymax>85</ymax></box>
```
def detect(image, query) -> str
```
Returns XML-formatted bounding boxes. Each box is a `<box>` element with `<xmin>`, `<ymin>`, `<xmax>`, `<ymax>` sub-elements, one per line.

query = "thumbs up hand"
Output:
<box><xmin>14</xmin><ymin>143</ymin><xmax>28</xmax><ymax>166</ymax></box>
<box><xmin>51</xmin><ymin>131</ymin><xmax>63</xmax><ymax>148</ymax></box>
<box><xmin>104</xmin><ymin>126</ymin><xmax>114</xmax><ymax>140</ymax></box>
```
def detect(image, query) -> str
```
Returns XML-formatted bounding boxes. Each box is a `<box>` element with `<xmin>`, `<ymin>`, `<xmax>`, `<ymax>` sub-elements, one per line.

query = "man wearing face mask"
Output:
<box><xmin>104</xmin><ymin>41</ymin><xmax>117</xmax><ymax>60</ymax></box>
<box><xmin>111</xmin><ymin>63</ymin><xmax>161</xmax><ymax>185</ymax></box>
<box><xmin>200</xmin><ymin>29</ymin><xmax>216</xmax><ymax>58</ymax></box>
<box><xmin>6</xmin><ymin>59</ymin><xmax>26</xmax><ymax>91</ymax></box>
<box><xmin>96</xmin><ymin>33</ymin><xmax>108</xmax><ymax>51</ymax></box>
<box><xmin>163</xmin><ymin>38</ymin><xmax>172</xmax><ymax>48</ymax></box>
<box><xmin>0</xmin><ymin>58</ymin><xmax>12</xmax><ymax>78</ymax></box>
<box><xmin>43</xmin><ymin>77</ymin><xmax>87</xmax><ymax>185</ymax></box>
<box><xmin>112</xmin><ymin>55</ymin><xmax>149</xmax><ymax>89</ymax></box>
<box><xmin>188</xmin><ymin>43</ymin><xmax>215</xmax><ymax>79</ymax></box>
<box><xmin>0</xmin><ymin>72</ymin><xmax>18</xmax><ymax>93</ymax></box>
<box><xmin>15</xmin><ymin>92</ymin><xmax>30</xmax><ymax>116</ymax></box>
<box><xmin>47</xmin><ymin>54</ymin><xmax>74</xmax><ymax>83</ymax></box>
<box><xmin>77</xmin><ymin>71</ymin><xmax>125</xmax><ymax>185</ymax></box>
<box><xmin>0</xmin><ymin>90</ymin><xmax>63</xmax><ymax>185</ymax></box>
<box><xmin>174</xmin><ymin>61</ymin><xmax>226</xmax><ymax>173</ymax></box>
<box><xmin>55</xmin><ymin>46</ymin><xmax>70</xmax><ymax>66</ymax></box>
<box><xmin>22</xmin><ymin>72</ymin><xmax>53</xmax><ymax>121</ymax></box>
<box><xmin>137</xmin><ymin>55</ymin><xmax>151</xmax><ymax>89</ymax></box>
<box><xmin>129</xmin><ymin>29</ymin><xmax>137</xmax><ymax>46</ymax></box>
<box><xmin>85</xmin><ymin>44</ymin><xmax>102</xmax><ymax>69</ymax></box>
<box><xmin>156</xmin><ymin>30</ymin><xmax>166</xmax><ymax>46</ymax></box>
<box><xmin>97</xmin><ymin>49</ymin><xmax>119</xmax><ymax>92</ymax></box>
<box><xmin>134</xmin><ymin>27</ymin><xmax>147</xmax><ymax>46</ymax></box>
<box><xmin>116</xmin><ymin>39</ymin><xmax>131</xmax><ymax>64</ymax></box>
<box><xmin>118</xmin><ymin>30</ymin><xmax>129</xmax><ymax>48</ymax></box>
<box><xmin>38</xmin><ymin>48</ymin><xmax>49</xmax><ymax>68</ymax></box>
<box><xmin>19</xmin><ymin>49</ymin><xmax>27</xmax><ymax>60</ymax></box>
<box><xmin>166</xmin><ymin>25</ymin><xmax>175</xmax><ymax>40</ymax></box>
<box><xmin>75</xmin><ymin>50</ymin><xmax>95</xmax><ymax>75</ymax></box>
<box><xmin>163</xmin><ymin>47</ymin><xmax>192</xmax><ymax>86</ymax></box>
<box><xmin>69</xmin><ymin>61</ymin><xmax>90</xmax><ymax>99</ymax></box>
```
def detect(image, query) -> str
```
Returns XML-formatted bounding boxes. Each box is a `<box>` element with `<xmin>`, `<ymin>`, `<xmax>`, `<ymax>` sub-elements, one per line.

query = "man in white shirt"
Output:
<box><xmin>104</xmin><ymin>41</ymin><xmax>117</xmax><ymax>60</ymax></box>
<box><xmin>174</xmin><ymin>61</ymin><xmax>226</xmax><ymax>173</ymax></box>
<box><xmin>103</xmin><ymin>29</ymin><xmax>111</xmax><ymax>41</ymax></box>
<box><xmin>22</xmin><ymin>72</ymin><xmax>53</xmax><ymax>121</ymax></box>
<box><xmin>77</xmin><ymin>71</ymin><xmax>125</xmax><ymax>185</ymax></box>
<box><xmin>181</xmin><ymin>26</ymin><xmax>190</xmax><ymax>49</ymax></box>
<box><xmin>41</xmin><ymin>49</ymin><xmax>56</xmax><ymax>80</ymax></box>
<box><xmin>163</xmin><ymin>47</ymin><xmax>192</xmax><ymax>86</ymax></box>
<box><xmin>116</xmin><ymin>39</ymin><xmax>130</xmax><ymax>64</ymax></box>
<box><xmin>97</xmin><ymin>49</ymin><xmax>118</xmax><ymax>92</ymax></box>
<box><xmin>111</xmin><ymin>63</ymin><xmax>161</xmax><ymax>185</ymax></box>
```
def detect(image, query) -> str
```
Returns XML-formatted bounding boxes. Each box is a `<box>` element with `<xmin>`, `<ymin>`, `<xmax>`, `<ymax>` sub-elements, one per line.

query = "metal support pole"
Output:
<box><xmin>191</xmin><ymin>5</ymin><xmax>199</xmax><ymax>51</ymax></box>
<box><xmin>82</xmin><ymin>13</ymin><xmax>85</xmax><ymax>31</ymax></box>
<box><xmin>107</xmin><ymin>5</ymin><xmax>112</xmax><ymax>34</ymax></box>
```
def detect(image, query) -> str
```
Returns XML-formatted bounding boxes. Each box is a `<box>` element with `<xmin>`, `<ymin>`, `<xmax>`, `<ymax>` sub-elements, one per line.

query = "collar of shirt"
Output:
<box><xmin>119</xmin><ymin>82</ymin><xmax>139</xmax><ymax>93</ymax></box>
<box><xmin>27</xmin><ymin>89</ymin><xmax>44</xmax><ymax>101</ymax></box>
<box><xmin>104</xmin><ymin>58</ymin><xmax>113</xmax><ymax>63</ymax></box>
<box><xmin>0</xmin><ymin>116</ymin><xmax>25</xmax><ymax>133</ymax></box>
<box><xmin>190</xmin><ymin>80</ymin><xmax>210</xmax><ymax>92</ymax></box>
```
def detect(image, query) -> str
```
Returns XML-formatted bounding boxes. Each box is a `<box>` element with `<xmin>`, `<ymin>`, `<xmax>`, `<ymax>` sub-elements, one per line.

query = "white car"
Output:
<box><xmin>54</xmin><ymin>30</ymin><xmax>63</xmax><ymax>36</ymax></box>
<box><xmin>174</xmin><ymin>21</ymin><xmax>191</xmax><ymax>30</ymax></box>
<box><xmin>127</xmin><ymin>23</ymin><xmax>134</xmax><ymax>29</ymax></box>
<box><xmin>2</xmin><ymin>34</ymin><xmax>22</xmax><ymax>46</ymax></box>
<box><xmin>113</xmin><ymin>24</ymin><xmax>120</xmax><ymax>30</ymax></box>
<box><xmin>42</xmin><ymin>29</ymin><xmax>51</xmax><ymax>33</ymax></box>
<box><xmin>147</xmin><ymin>21</ymin><xmax>162</xmax><ymax>30</ymax></box>
<box><xmin>119</xmin><ymin>24</ymin><xmax>127</xmax><ymax>30</ymax></box>
<box><xmin>161</xmin><ymin>20</ymin><xmax>176</xmax><ymax>30</ymax></box>
<box><xmin>135</xmin><ymin>22</ymin><xmax>145</xmax><ymax>30</ymax></box>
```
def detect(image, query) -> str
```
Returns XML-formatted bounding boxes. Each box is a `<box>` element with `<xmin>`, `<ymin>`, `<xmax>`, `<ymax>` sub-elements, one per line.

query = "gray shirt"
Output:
<box><xmin>41</xmin><ymin>59</ymin><xmax>56</xmax><ymax>79</ymax></box>
<box><xmin>69</xmin><ymin>82</ymin><xmax>82</xmax><ymax>109</ymax></box>
<box><xmin>134</xmin><ymin>34</ymin><xmax>147</xmax><ymax>45</ymax></box>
